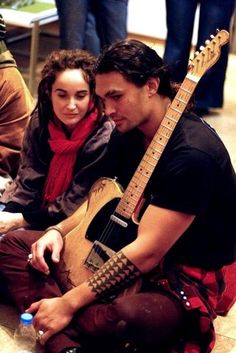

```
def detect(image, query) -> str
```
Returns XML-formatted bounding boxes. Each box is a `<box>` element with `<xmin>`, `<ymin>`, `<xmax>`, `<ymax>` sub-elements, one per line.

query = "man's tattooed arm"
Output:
<box><xmin>87</xmin><ymin>250</ymin><xmax>142</xmax><ymax>300</ymax></box>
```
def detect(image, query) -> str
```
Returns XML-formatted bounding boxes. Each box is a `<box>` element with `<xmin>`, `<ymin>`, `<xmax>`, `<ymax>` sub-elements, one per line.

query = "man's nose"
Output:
<box><xmin>104</xmin><ymin>102</ymin><xmax>115</xmax><ymax>116</ymax></box>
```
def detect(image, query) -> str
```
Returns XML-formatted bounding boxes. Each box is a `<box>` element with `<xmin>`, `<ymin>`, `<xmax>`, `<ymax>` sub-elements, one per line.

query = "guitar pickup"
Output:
<box><xmin>84</xmin><ymin>240</ymin><xmax>115</xmax><ymax>273</ymax></box>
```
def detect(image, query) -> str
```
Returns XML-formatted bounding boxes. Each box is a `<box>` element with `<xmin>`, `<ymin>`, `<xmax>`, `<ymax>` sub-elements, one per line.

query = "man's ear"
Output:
<box><xmin>147</xmin><ymin>77</ymin><xmax>160</xmax><ymax>97</ymax></box>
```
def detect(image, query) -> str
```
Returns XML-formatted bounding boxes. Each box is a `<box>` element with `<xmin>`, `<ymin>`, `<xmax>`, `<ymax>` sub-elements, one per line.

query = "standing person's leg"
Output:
<box><xmin>95</xmin><ymin>0</ymin><xmax>128</xmax><ymax>52</ymax></box>
<box><xmin>194</xmin><ymin>0</ymin><xmax>235</xmax><ymax>110</ymax></box>
<box><xmin>55</xmin><ymin>0</ymin><xmax>89</xmax><ymax>49</ymax></box>
<box><xmin>84</xmin><ymin>0</ymin><xmax>101</xmax><ymax>56</ymax></box>
<box><xmin>163</xmin><ymin>0</ymin><xmax>198</xmax><ymax>82</ymax></box>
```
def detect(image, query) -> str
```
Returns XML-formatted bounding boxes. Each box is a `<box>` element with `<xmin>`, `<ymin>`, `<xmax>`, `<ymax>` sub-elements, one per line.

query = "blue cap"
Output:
<box><xmin>20</xmin><ymin>313</ymin><xmax>33</xmax><ymax>325</ymax></box>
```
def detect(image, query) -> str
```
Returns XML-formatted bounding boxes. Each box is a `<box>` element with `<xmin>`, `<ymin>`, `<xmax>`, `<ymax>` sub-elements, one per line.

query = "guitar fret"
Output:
<box><xmin>170</xmin><ymin>106</ymin><xmax>182</xmax><ymax>114</ymax></box>
<box><xmin>175</xmin><ymin>97</ymin><xmax>187</xmax><ymax>104</ymax></box>
<box><xmin>180</xmin><ymin>87</ymin><xmax>192</xmax><ymax>94</ymax></box>
<box><xmin>119</xmin><ymin>209</ymin><xmax>132</xmax><ymax>217</ymax></box>
<box><xmin>154</xmin><ymin>136</ymin><xmax>168</xmax><ymax>145</ymax></box>
<box><xmin>148</xmin><ymin>146</ymin><xmax>163</xmax><ymax>155</ymax></box>
<box><xmin>136</xmin><ymin>169</ymin><xmax>150</xmax><ymax>178</ymax></box>
<box><xmin>165</xmin><ymin>114</ymin><xmax>178</xmax><ymax>122</ymax></box>
<box><xmin>121</xmin><ymin>198</ymin><xmax>138</xmax><ymax>207</ymax></box>
<box><xmin>127</xmin><ymin>191</ymin><xmax>140</xmax><ymax>200</ymax></box>
<box><xmin>118</xmin><ymin>197</ymin><xmax>138</xmax><ymax>208</ymax></box>
<box><xmin>159</xmin><ymin>127</ymin><xmax>174</xmax><ymax>137</ymax></box>
<box><xmin>130</xmin><ymin>174</ymin><xmax>146</xmax><ymax>183</ymax></box>
<box><xmin>160</xmin><ymin>123</ymin><xmax>173</xmax><ymax>130</ymax></box>
<box><xmin>130</xmin><ymin>180</ymin><xmax>146</xmax><ymax>188</ymax></box>
<box><xmin>142</xmin><ymin>159</ymin><xmax>157</xmax><ymax>167</ymax></box>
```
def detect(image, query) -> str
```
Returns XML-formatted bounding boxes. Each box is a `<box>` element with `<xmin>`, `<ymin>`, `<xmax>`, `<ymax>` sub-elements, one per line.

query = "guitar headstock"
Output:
<box><xmin>188</xmin><ymin>29</ymin><xmax>229</xmax><ymax>80</ymax></box>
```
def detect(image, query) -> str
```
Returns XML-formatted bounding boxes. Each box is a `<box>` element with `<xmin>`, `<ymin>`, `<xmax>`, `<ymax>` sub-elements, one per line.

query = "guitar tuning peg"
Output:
<box><xmin>210</xmin><ymin>34</ymin><xmax>214</xmax><ymax>39</ymax></box>
<box><xmin>199</xmin><ymin>45</ymin><xmax>205</xmax><ymax>51</ymax></box>
<box><xmin>205</xmin><ymin>40</ymin><xmax>210</xmax><ymax>45</ymax></box>
<box><xmin>194</xmin><ymin>51</ymin><xmax>200</xmax><ymax>57</ymax></box>
<box><xmin>188</xmin><ymin>59</ymin><xmax>194</xmax><ymax>70</ymax></box>
<box><xmin>216</xmin><ymin>28</ymin><xmax>220</xmax><ymax>33</ymax></box>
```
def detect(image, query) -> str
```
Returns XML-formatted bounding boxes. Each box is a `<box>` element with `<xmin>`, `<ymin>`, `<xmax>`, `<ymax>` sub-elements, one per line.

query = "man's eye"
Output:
<box><xmin>112</xmin><ymin>95</ymin><xmax>121</xmax><ymax>101</ymax></box>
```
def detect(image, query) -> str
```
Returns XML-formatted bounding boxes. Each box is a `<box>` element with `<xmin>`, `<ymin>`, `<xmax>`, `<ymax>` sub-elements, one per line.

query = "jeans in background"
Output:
<box><xmin>164</xmin><ymin>0</ymin><xmax>235</xmax><ymax>110</ymax></box>
<box><xmin>55</xmin><ymin>0</ymin><xmax>128</xmax><ymax>56</ymax></box>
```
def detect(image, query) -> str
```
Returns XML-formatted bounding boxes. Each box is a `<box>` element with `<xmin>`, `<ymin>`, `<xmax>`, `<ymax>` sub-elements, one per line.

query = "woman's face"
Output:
<box><xmin>51</xmin><ymin>68</ymin><xmax>91</xmax><ymax>131</ymax></box>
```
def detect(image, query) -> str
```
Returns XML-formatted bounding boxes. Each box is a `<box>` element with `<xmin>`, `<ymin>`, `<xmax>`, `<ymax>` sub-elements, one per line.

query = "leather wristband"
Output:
<box><xmin>87</xmin><ymin>250</ymin><xmax>141</xmax><ymax>300</ymax></box>
<box><xmin>45</xmin><ymin>225</ymin><xmax>64</xmax><ymax>237</ymax></box>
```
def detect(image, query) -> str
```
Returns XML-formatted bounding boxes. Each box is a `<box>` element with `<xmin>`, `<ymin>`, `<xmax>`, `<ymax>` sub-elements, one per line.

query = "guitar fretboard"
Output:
<box><xmin>115</xmin><ymin>75</ymin><xmax>198</xmax><ymax>219</ymax></box>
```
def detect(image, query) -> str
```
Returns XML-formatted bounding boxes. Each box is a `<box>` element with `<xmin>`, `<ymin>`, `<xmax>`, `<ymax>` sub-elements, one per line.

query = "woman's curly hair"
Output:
<box><xmin>35</xmin><ymin>49</ymin><xmax>100</xmax><ymax>129</ymax></box>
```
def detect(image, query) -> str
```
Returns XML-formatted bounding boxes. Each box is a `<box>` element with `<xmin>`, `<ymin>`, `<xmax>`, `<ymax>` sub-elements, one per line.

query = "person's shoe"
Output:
<box><xmin>60</xmin><ymin>347</ymin><xmax>83</xmax><ymax>353</ymax></box>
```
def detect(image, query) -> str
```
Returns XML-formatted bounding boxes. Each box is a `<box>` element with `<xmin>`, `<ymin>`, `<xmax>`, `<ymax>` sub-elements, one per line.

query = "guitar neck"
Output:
<box><xmin>115</xmin><ymin>75</ymin><xmax>198</xmax><ymax>219</ymax></box>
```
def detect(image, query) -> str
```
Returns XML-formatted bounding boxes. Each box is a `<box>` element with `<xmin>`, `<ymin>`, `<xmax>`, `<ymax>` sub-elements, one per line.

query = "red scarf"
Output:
<box><xmin>43</xmin><ymin>109</ymin><xmax>98</xmax><ymax>204</ymax></box>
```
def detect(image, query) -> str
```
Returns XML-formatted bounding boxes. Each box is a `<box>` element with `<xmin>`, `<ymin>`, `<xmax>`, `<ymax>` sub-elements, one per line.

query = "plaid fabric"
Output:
<box><xmin>148</xmin><ymin>260</ymin><xmax>225</xmax><ymax>353</ymax></box>
<box><xmin>0</xmin><ymin>14</ymin><xmax>6</xmax><ymax>40</ymax></box>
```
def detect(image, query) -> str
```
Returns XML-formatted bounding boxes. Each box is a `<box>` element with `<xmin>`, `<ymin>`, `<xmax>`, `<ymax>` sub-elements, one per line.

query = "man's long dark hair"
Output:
<box><xmin>95</xmin><ymin>39</ymin><xmax>175</xmax><ymax>99</ymax></box>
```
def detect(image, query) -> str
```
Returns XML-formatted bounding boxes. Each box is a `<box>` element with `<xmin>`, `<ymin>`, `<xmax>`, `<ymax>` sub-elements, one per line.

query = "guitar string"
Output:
<box><xmin>93</xmin><ymin>216</ymin><xmax>119</xmax><ymax>257</ymax></box>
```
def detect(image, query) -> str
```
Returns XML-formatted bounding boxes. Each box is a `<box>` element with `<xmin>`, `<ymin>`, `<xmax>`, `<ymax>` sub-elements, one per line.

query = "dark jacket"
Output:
<box><xmin>4</xmin><ymin>111</ymin><xmax>115</xmax><ymax>229</ymax></box>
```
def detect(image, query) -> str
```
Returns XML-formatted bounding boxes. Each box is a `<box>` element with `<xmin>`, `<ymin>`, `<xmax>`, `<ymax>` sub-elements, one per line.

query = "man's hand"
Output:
<box><xmin>0</xmin><ymin>211</ymin><xmax>26</xmax><ymax>233</ymax></box>
<box><xmin>27</xmin><ymin>297</ymin><xmax>74</xmax><ymax>345</ymax></box>
<box><xmin>30</xmin><ymin>229</ymin><xmax>63</xmax><ymax>274</ymax></box>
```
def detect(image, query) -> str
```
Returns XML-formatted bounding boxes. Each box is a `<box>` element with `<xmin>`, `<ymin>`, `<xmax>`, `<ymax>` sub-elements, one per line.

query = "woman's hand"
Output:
<box><xmin>27</xmin><ymin>297</ymin><xmax>74</xmax><ymax>345</ymax></box>
<box><xmin>30</xmin><ymin>229</ymin><xmax>63</xmax><ymax>274</ymax></box>
<box><xmin>0</xmin><ymin>211</ymin><xmax>27</xmax><ymax>233</ymax></box>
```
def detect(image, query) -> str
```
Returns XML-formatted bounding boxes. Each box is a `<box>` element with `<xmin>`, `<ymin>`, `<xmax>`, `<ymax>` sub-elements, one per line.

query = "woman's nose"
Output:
<box><xmin>67</xmin><ymin>98</ymin><xmax>77</xmax><ymax>109</ymax></box>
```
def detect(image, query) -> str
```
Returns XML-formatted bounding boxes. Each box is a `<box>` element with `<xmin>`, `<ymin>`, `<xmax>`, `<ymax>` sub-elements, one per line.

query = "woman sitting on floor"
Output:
<box><xmin>0</xmin><ymin>49</ymin><xmax>114</xmax><ymax>232</ymax></box>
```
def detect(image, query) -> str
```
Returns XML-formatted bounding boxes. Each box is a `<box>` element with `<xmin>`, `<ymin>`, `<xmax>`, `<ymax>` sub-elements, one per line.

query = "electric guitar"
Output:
<box><xmin>61</xmin><ymin>30</ymin><xmax>229</xmax><ymax>289</ymax></box>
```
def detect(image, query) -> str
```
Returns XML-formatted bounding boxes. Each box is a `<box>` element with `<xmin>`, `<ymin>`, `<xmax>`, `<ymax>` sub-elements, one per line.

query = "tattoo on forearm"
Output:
<box><xmin>87</xmin><ymin>250</ymin><xmax>141</xmax><ymax>300</ymax></box>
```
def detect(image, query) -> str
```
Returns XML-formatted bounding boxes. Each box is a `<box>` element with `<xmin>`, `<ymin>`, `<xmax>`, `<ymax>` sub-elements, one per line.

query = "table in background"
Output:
<box><xmin>0</xmin><ymin>1</ymin><xmax>58</xmax><ymax>93</ymax></box>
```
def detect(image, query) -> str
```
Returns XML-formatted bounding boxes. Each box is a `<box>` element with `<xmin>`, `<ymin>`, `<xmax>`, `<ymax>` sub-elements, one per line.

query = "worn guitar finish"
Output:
<box><xmin>62</xmin><ymin>30</ymin><xmax>229</xmax><ymax>288</ymax></box>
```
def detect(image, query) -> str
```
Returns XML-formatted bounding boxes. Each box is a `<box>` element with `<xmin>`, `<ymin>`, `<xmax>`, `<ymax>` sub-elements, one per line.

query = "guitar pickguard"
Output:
<box><xmin>84</xmin><ymin>240</ymin><xmax>116</xmax><ymax>273</ymax></box>
<box><xmin>86</xmin><ymin>198</ymin><xmax>136</xmax><ymax>251</ymax></box>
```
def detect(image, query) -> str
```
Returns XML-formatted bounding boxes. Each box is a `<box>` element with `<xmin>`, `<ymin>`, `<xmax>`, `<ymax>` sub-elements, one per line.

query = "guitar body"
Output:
<box><xmin>62</xmin><ymin>177</ymin><xmax>137</xmax><ymax>288</ymax></box>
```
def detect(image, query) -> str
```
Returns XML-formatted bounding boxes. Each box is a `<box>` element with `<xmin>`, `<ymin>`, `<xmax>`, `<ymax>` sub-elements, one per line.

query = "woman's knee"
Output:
<box><xmin>0</xmin><ymin>229</ymin><xmax>42</xmax><ymax>255</ymax></box>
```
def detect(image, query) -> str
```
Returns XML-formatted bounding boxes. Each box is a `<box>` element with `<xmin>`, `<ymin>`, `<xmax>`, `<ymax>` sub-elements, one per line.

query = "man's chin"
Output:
<box><xmin>115</xmin><ymin>122</ymin><xmax>129</xmax><ymax>133</ymax></box>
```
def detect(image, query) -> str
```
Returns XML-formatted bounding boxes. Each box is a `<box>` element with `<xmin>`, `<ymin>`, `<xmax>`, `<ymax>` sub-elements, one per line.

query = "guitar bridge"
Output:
<box><xmin>84</xmin><ymin>240</ymin><xmax>115</xmax><ymax>273</ymax></box>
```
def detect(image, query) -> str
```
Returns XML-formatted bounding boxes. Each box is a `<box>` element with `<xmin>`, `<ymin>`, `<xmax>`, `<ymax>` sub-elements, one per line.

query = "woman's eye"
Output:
<box><xmin>57</xmin><ymin>93</ymin><xmax>67</xmax><ymax>98</ymax></box>
<box><xmin>76</xmin><ymin>94</ymin><xmax>87</xmax><ymax>99</ymax></box>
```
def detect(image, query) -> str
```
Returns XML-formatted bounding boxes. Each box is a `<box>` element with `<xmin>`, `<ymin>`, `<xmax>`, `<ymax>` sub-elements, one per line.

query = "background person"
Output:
<box><xmin>0</xmin><ymin>13</ymin><xmax>33</xmax><ymax>198</ymax></box>
<box><xmin>55</xmin><ymin>0</ymin><xmax>128</xmax><ymax>56</ymax></box>
<box><xmin>163</xmin><ymin>0</ymin><xmax>235</xmax><ymax>115</ymax></box>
